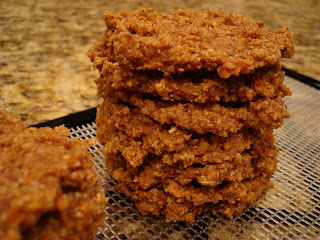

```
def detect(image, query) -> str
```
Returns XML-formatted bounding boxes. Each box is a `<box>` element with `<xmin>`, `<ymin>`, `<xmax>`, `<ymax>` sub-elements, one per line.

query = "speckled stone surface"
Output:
<box><xmin>1</xmin><ymin>0</ymin><xmax>319</xmax><ymax>125</ymax></box>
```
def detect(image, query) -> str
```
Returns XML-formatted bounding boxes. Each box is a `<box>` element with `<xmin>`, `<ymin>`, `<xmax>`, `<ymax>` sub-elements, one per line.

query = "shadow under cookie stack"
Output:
<box><xmin>88</xmin><ymin>8</ymin><xmax>294</xmax><ymax>223</ymax></box>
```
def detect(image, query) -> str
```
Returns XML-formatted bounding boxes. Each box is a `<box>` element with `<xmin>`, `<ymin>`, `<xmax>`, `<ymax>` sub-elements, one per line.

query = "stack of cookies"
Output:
<box><xmin>88</xmin><ymin>8</ymin><xmax>294</xmax><ymax>223</ymax></box>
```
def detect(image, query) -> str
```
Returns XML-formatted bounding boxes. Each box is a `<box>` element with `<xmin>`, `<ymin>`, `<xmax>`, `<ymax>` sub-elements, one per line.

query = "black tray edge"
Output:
<box><xmin>31</xmin><ymin>107</ymin><xmax>97</xmax><ymax>129</ymax></box>
<box><xmin>282</xmin><ymin>67</ymin><xmax>320</xmax><ymax>90</ymax></box>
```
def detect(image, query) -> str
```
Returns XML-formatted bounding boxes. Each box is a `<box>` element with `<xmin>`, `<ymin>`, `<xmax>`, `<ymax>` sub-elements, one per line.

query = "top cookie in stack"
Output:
<box><xmin>88</xmin><ymin>8</ymin><xmax>293</xmax><ymax>223</ymax></box>
<box><xmin>90</xmin><ymin>8</ymin><xmax>293</xmax><ymax>78</ymax></box>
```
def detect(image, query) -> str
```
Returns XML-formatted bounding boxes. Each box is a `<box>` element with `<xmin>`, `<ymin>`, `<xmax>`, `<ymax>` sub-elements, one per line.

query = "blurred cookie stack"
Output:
<box><xmin>88</xmin><ymin>8</ymin><xmax>293</xmax><ymax>222</ymax></box>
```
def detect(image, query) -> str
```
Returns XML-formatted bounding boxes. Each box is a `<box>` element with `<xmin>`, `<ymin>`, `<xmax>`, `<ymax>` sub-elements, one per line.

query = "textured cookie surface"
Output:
<box><xmin>96</xmin><ymin>62</ymin><xmax>291</xmax><ymax>103</ymax></box>
<box><xmin>88</xmin><ymin>8</ymin><xmax>294</xmax><ymax>78</ymax></box>
<box><xmin>0</xmin><ymin>110</ymin><xmax>107</xmax><ymax>240</ymax></box>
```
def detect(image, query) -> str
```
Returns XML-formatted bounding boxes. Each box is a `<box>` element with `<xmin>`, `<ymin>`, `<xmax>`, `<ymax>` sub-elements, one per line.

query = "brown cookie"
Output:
<box><xmin>97</xmin><ymin>99</ymin><xmax>263</xmax><ymax>167</ymax></box>
<box><xmin>104</xmin><ymin>86</ymin><xmax>290</xmax><ymax>135</ymax></box>
<box><xmin>88</xmin><ymin>8</ymin><xmax>293</xmax><ymax>78</ymax></box>
<box><xmin>96</xmin><ymin>62</ymin><xmax>290</xmax><ymax>103</ymax></box>
<box><xmin>0</xmin><ymin>110</ymin><xmax>107</xmax><ymax>240</ymax></box>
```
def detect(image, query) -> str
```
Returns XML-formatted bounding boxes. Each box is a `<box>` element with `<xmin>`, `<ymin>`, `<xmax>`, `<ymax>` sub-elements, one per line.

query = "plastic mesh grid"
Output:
<box><xmin>69</xmin><ymin>76</ymin><xmax>320</xmax><ymax>240</ymax></box>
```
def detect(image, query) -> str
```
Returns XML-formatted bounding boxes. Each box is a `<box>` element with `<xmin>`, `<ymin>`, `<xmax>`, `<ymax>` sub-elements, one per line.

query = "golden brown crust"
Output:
<box><xmin>107</xmin><ymin>151</ymin><xmax>275</xmax><ymax>222</ymax></box>
<box><xmin>165</xmin><ymin>172</ymin><xmax>271</xmax><ymax>221</ymax></box>
<box><xmin>0</xmin><ymin>110</ymin><xmax>28</xmax><ymax>135</ymax></box>
<box><xmin>104</xmin><ymin>129</ymin><xmax>277</xmax><ymax>222</ymax></box>
<box><xmin>165</xmin><ymin>174</ymin><xmax>272</xmax><ymax>206</ymax></box>
<box><xmin>105</xmin><ymin>128</ymin><xmax>278</xmax><ymax>187</ymax></box>
<box><xmin>96</xmin><ymin>62</ymin><xmax>291</xmax><ymax>103</ymax></box>
<box><xmin>88</xmin><ymin>8</ymin><xmax>293</xmax><ymax>78</ymax></box>
<box><xmin>107</xmin><ymin>140</ymin><xmax>277</xmax><ymax>190</ymax></box>
<box><xmin>0</xmin><ymin>110</ymin><xmax>107</xmax><ymax>240</ymax></box>
<box><xmin>96</xmin><ymin>98</ymin><xmax>191</xmax><ymax>167</ymax></box>
<box><xmin>116</xmin><ymin>181</ymin><xmax>269</xmax><ymax>223</ymax></box>
<box><xmin>104</xmin><ymin>86</ymin><xmax>290</xmax><ymax>135</ymax></box>
<box><xmin>97</xmin><ymin>99</ymin><xmax>264</xmax><ymax>167</ymax></box>
<box><xmin>22</xmin><ymin>190</ymin><xmax>106</xmax><ymax>240</ymax></box>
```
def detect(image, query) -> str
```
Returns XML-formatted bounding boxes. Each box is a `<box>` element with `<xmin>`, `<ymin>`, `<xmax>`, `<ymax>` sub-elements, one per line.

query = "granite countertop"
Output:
<box><xmin>1</xmin><ymin>0</ymin><xmax>319</xmax><ymax>125</ymax></box>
